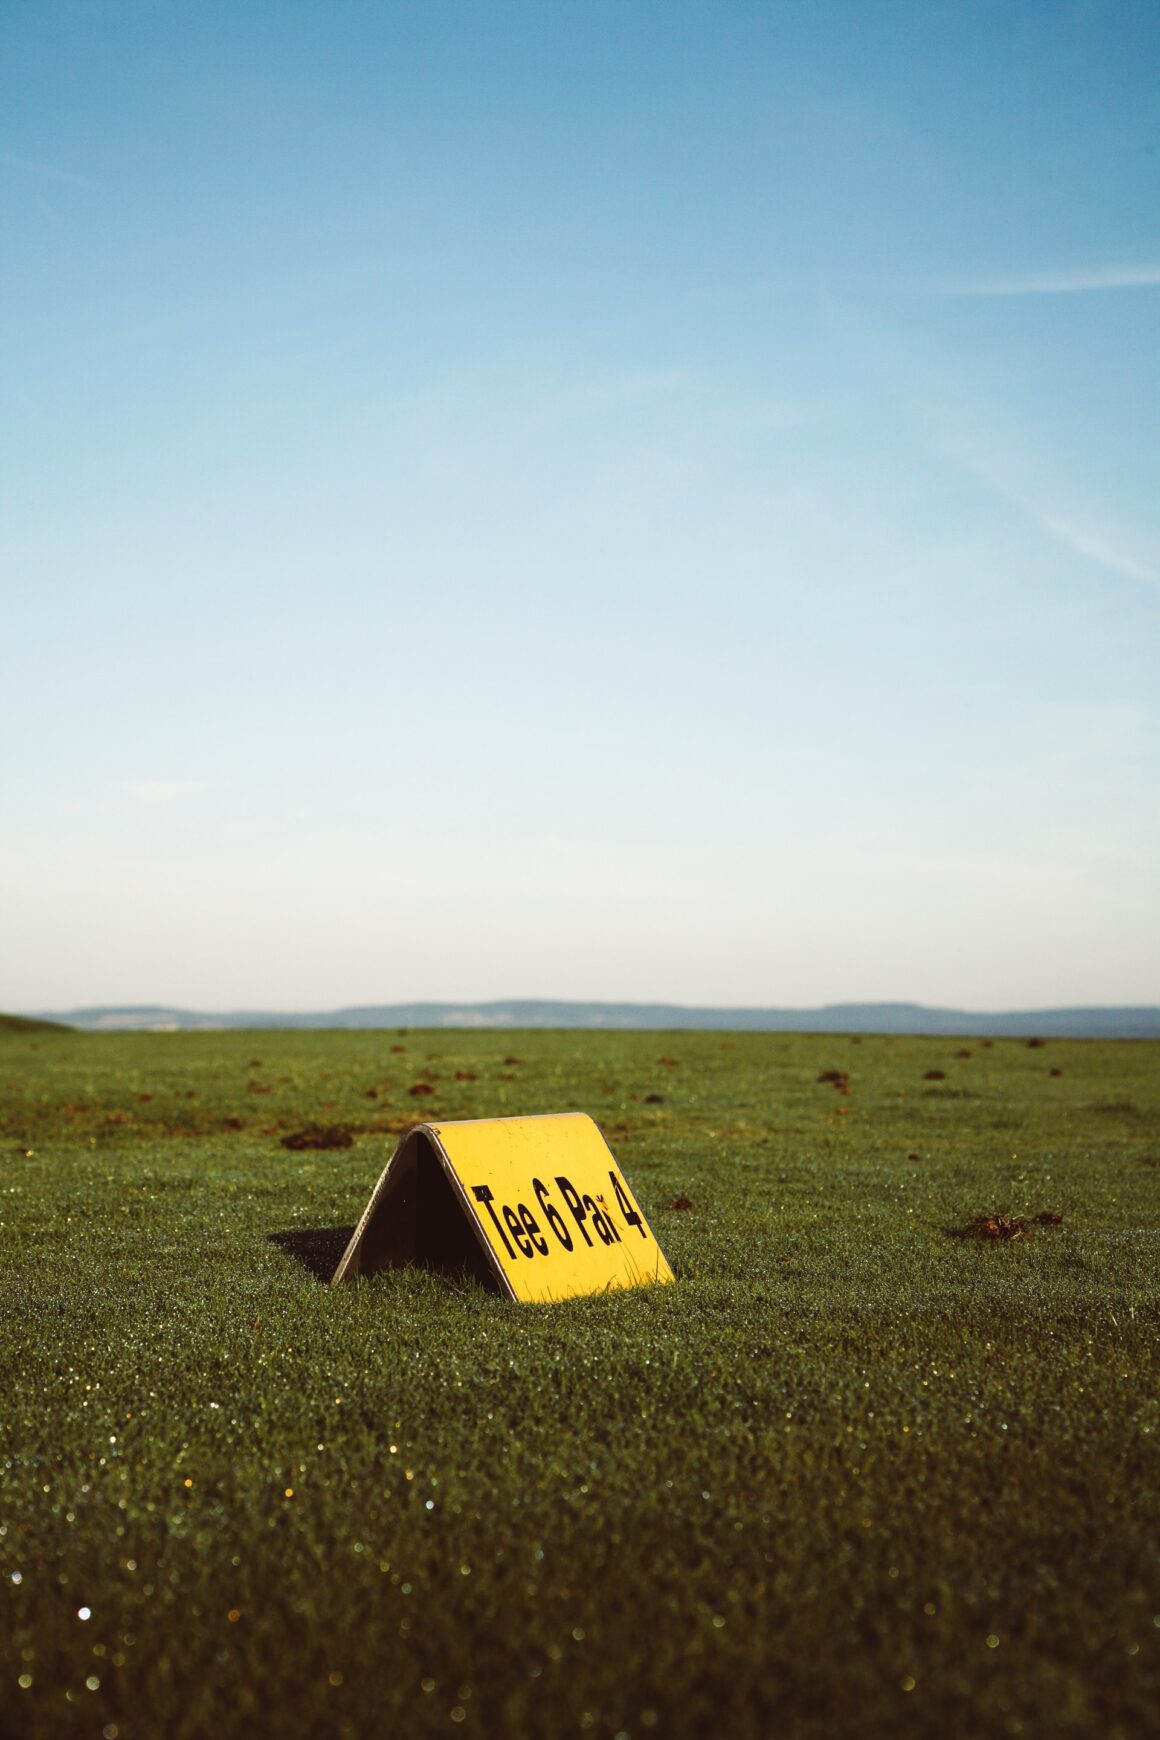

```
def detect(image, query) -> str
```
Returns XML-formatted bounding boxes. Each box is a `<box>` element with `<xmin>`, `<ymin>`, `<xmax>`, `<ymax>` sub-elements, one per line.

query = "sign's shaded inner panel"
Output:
<box><xmin>416</xmin><ymin>1135</ymin><xmax>498</xmax><ymax>1288</ymax></box>
<box><xmin>344</xmin><ymin>1130</ymin><xmax>498</xmax><ymax>1290</ymax></box>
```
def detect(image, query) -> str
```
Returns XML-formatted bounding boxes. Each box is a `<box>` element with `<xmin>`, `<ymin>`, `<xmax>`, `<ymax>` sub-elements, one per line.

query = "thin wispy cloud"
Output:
<box><xmin>122</xmin><ymin>780</ymin><xmax>209</xmax><ymax>806</ymax></box>
<box><xmin>932</xmin><ymin>263</ymin><xmax>1160</xmax><ymax>297</ymax></box>
<box><xmin>1037</xmin><ymin>515</ymin><xmax>1160</xmax><ymax>589</ymax></box>
<box><xmin>0</xmin><ymin>150</ymin><xmax>101</xmax><ymax>190</ymax></box>
<box><xmin>931</xmin><ymin>424</ymin><xmax>1160</xmax><ymax>591</ymax></box>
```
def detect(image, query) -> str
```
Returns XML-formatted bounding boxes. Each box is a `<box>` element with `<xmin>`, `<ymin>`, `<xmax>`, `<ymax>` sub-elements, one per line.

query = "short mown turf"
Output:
<box><xmin>1</xmin><ymin>1027</ymin><xmax>1157</xmax><ymax>1739</ymax></box>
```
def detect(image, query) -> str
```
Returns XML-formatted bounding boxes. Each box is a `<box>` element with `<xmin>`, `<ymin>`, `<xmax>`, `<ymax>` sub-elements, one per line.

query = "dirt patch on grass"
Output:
<box><xmin>281</xmin><ymin>1125</ymin><xmax>355</xmax><ymax>1152</ymax></box>
<box><xmin>950</xmin><ymin>1211</ymin><xmax>1064</xmax><ymax>1242</ymax></box>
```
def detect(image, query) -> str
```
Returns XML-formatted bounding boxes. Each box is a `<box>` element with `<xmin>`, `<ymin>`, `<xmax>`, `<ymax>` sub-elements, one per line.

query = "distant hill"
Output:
<box><xmin>0</xmin><ymin>1011</ymin><xmax>72</xmax><ymax>1034</ymax></box>
<box><xmin>26</xmin><ymin>1000</ymin><xmax>1160</xmax><ymax>1037</ymax></box>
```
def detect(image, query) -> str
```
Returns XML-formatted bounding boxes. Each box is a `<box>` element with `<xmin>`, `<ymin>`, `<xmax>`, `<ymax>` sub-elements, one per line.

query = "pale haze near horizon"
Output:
<box><xmin>3</xmin><ymin>0</ymin><xmax>1158</xmax><ymax>1015</ymax></box>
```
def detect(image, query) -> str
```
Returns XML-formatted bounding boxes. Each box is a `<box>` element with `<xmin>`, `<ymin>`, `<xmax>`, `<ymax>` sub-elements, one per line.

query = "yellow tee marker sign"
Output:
<box><xmin>331</xmin><ymin>1113</ymin><xmax>674</xmax><ymax>1304</ymax></box>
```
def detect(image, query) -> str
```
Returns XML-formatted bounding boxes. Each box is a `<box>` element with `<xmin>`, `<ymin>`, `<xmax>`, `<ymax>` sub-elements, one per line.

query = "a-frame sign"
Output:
<box><xmin>331</xmin><ymin>1113</ymin><xmax>674</xmax><ymax>1304</ymax></box>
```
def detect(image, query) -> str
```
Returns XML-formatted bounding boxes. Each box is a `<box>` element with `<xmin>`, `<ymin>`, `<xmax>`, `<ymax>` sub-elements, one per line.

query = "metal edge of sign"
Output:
<box><xmin>329</xmin><ymin>1138</ymin><xmax>404</xmax><ymax>1285</ymax></box>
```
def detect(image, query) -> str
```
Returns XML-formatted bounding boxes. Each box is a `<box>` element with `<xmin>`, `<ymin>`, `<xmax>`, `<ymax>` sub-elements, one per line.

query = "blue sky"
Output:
<box><xmin>3</xmin><ymin>0</ymin><xmax>1158</xmax><ymax>1011</ymax></box>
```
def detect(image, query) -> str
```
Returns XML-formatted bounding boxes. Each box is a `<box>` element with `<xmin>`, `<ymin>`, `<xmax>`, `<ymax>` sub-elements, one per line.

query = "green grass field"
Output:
<box><xmin>2</xmin><ymin>1023</ymin><xmax>1157</xmax><ymax>1739</ymax></box>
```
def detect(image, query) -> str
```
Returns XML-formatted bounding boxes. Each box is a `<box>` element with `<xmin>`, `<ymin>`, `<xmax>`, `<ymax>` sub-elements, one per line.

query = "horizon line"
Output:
<box><xmin>22</xmin><ymin>996</ymin><xmax>1160</xmax><ymax>1018</ymax></box>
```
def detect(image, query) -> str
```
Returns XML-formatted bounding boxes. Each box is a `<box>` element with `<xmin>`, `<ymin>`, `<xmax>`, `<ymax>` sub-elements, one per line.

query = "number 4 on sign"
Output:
<box><xmin>331</xmin><ymin>1113</ymin><xmax>674</xmax><ymax>1304</ymax></box>
<box><xmin>610</xmin><ymin>1169</ymin><xmax>646</xmax><ymax>1238</ymax></box>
